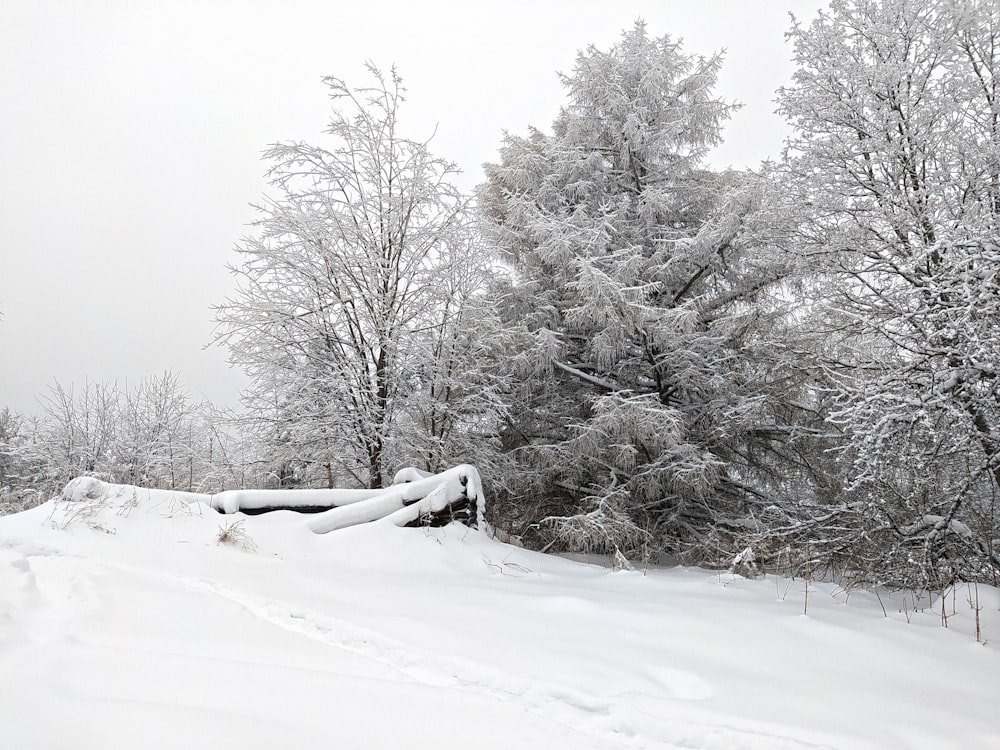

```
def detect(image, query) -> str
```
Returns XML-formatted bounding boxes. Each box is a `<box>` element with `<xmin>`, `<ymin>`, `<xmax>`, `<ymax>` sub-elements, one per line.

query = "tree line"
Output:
<box><xmin>4</xmin><ymin>0</ymin><xmax>999</xmax><ymax>590</ymax></box>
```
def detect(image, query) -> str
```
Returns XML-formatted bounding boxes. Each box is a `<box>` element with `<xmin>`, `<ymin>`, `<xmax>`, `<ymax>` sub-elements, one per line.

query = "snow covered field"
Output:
<box><xmin>1</xmin><ymin>483</ymin><xmax>998</xmax><ymax>750</ymax></box>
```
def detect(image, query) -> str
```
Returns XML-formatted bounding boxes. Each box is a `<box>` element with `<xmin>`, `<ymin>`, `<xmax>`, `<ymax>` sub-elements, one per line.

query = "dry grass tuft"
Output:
<box><xmin>216</xmin><ymin>519</ymin><xmax>257</xmax><ymax>552</ymax></box>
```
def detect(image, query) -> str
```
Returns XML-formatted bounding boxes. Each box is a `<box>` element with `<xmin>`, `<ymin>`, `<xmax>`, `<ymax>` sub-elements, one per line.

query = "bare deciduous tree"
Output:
<box><xmin>216</xmin><ymin>65</ymin><xmax>479</xmax><ymax>489</ymax></box>
<box><xmin>777</xmin><ymin>0</ymin><xmax>1000</xmax><ymax>587</ymax></box>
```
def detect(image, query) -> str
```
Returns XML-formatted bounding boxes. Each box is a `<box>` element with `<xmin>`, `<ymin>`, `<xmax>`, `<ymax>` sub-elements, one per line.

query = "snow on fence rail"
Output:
<box><xmin>58</xmin><ymin>465</ymin><xmax>485</xmax><ymax>533</ymax></box>
<box><xmin>306</xmin><ymin>465</ymin><xmax>482</xmax><ymax>533</ymax></box>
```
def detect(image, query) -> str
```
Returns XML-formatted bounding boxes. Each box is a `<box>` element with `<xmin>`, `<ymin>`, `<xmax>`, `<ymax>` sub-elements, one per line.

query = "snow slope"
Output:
<box><xmin>1</xmin><ymin>484</ymin><xmax>998</xmax><ymax>749</ymax></box>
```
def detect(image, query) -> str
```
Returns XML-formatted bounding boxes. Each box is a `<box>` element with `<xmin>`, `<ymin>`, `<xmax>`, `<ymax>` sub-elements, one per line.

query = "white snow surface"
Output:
<box><xmin>1</xmin><ymin>483</ymin><xmax>998</xmax><ymax>750</ymax></box>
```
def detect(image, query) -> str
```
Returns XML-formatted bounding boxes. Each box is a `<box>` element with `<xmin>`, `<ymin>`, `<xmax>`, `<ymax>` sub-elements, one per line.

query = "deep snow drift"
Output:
<box><xmin>1</xmin><ymin>482</ymin><xmax>998</xmax><ymax>749</ymax></box>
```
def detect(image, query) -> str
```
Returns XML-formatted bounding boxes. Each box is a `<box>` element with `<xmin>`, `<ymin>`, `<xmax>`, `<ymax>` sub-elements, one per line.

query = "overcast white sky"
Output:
<box><xmin>0</xmin><ymin>0</ymin><xmax>825</xmax><ymax>414</ymax></box>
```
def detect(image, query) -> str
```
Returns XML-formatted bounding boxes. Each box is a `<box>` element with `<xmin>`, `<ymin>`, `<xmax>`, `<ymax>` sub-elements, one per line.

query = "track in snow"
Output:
<box><xmin>78</xmin><ymin>558</ymin><xmax>835</xmax><ymax>750</ymax></box>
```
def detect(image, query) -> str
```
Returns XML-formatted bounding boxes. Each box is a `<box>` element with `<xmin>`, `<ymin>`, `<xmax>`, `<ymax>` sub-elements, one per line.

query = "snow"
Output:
<box><xmin>210</xmin><ymin>487</ymin><xmax>381</xmax><ymax>513</ymax></box>
<box><xmin>1</xmin><ymin>483</ymin><xmax>999</xmax><ymax>749</ymax></box>
<box><xmin>306</xmin><ymin>465</ymin><xmax>483</xmax><ymax>533</ymax></box>
<box><xmin>59</xmin><ymin>466</ymin><xmax>483</xmax><ymax>530</ymax></box>
<box><xmin>392</xmin><ymin>466</ymin><xmax>434</xmax><ymax>484</ymax></box>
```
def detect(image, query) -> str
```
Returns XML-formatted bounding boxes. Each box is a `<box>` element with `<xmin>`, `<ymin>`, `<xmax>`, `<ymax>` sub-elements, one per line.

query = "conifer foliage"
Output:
<box><xmin>482</xmin><ymin>24</ymin><xmax>800</xmax><ymax>561</ymax></box>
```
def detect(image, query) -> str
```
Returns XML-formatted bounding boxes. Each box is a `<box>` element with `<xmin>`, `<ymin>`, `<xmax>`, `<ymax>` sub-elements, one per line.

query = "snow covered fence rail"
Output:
<box><xmin>58</xmin><ymin>465</ymin><xmax>485</xmax><ymax>534</ymax></box>
<box><xmin>305</xmin><ymin>465</ymin><xmax>483</xmax><ymax>533</ymax></box>
<box><xmin>210</xmin><ymin>487</ymin><xmax>384</xmax><ymax>514</ymax></box>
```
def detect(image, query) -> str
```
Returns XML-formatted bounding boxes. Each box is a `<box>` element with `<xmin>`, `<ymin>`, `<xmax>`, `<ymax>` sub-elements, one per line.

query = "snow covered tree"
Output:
<box><xmin>387</xmin><ymin>231</ymin><xmax>512</xmax><ymax>480</ymax></box>
<box><xmin>0</xmin><ymin>408</ymin><xmax>24</xmax><ymax>490</ymax></box>
<box><xmin>17</xmin><ymin>374</ymin><xmax>222</xmax><ymax>495</ymax></box>
<box><xmin>0</xmin><ymin>407</ymin><xmax>46</xmax><ymax>514</ymax></box>
<box><xmin>216</xmin><ymin>65</ymin><xmax>495</xmax><ymax>489</ymax></box>
<box><xmin>113</xmin><ymin>372</ymin><xmax>202</xmax><ymax>488</ymax></box>
<box><xmin>481</xmin><ymin>23</ymin><xmax>804</xmax><ymax>561</ymax></box>
<box><xmin>777</xmin><ymin>0</ymin><xmax>1000</xmax><ymax>587</ymax></box>
<box><xmin>36</xmin><ymin>379</ymin><xmax>120</xmax><ymax>483</ymax></box>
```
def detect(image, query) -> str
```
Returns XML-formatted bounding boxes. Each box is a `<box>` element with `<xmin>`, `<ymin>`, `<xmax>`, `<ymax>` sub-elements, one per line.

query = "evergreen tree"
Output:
<box><xmin>482</xmin><ymin>23</ymin><xmax>802</xmax><ymax>561</ymax></box>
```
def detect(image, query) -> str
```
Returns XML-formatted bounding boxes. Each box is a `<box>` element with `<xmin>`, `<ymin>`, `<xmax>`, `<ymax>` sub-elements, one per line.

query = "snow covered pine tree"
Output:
<box><xmin>481</xmin><ymin>23</ymin><xmax>803</xmax><ymax>563</ymax></box>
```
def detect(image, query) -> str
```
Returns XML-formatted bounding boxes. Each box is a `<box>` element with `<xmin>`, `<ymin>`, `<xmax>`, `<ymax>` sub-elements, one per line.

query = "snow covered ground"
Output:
<box><xmin>1</xmin><ymin>483</ymin><xmax>998</xmax><ymax>749</ymax></box>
